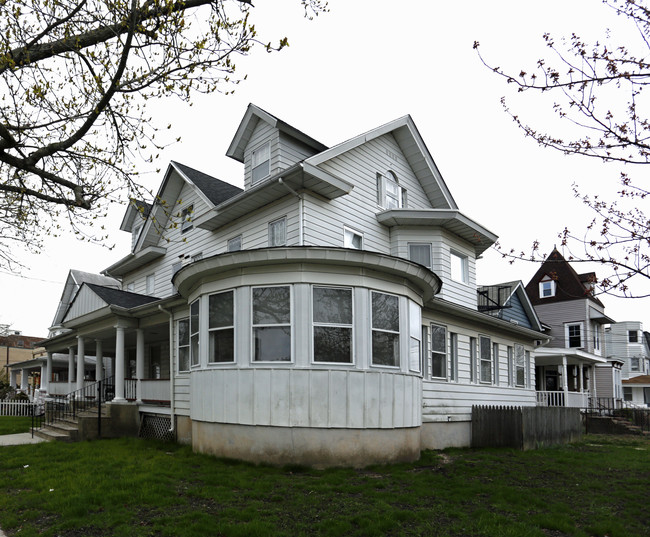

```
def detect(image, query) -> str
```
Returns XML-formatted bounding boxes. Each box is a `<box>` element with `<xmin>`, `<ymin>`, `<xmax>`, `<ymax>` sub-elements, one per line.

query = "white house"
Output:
<box><xmin>35</xmin><ymin>104</ymin><xmax>548</xmax><ymax>467</ymax></box>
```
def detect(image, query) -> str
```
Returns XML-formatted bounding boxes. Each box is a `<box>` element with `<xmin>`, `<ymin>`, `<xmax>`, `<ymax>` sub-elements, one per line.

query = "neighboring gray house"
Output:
<box><xmin>524</xmin><ymin>249</ymin><xmax>613</xmax><ymax>407</ymax></box>
<box><xmin>606</xmin><ymin>321</ymin><xmax>650</xmax><ymax>406</ymax></box>
<box><xmin>31</xmin><ymin>104</ymin><xmax>547</xmax><ymax>467</ymax></box>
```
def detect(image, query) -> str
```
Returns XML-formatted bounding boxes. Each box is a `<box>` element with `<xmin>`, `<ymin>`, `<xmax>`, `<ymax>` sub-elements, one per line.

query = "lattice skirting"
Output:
<box><xmin>139</xmin><ymin>413</ymin><xmax>174</xmax><ymax>441</ymax></box>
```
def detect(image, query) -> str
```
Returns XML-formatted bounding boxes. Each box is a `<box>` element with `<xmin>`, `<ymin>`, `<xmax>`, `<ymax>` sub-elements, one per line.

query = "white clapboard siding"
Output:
<box><xmin>190</xmin><ymin>368</ymin><xmax>421</xmax><ymax>429</ymax></box>
<box><xmin>64</xmin><ymin>285</ymin><xmax>108</xmax><ymax>321</ymax></box>
<box><xmin>243</xmin><ymin>121</ymin><xmax>278</xmax><ymax>188</ymax></box>
<box><xmin>422</xmin><ymin>380</ymin><xmax>537</xmax><ymax>422</ymax></box>
<box><xmin>174</xmin><ymin>376</ymin><xmax>191</xmax><ymax>415</ymax></box>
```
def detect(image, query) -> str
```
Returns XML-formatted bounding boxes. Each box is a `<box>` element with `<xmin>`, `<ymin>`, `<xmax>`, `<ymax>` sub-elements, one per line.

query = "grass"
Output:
<box><xmin>0</xmin><ymin>416</ymin><xmax>32</xmax><ymax>435</ymax></box>
<box><xmin>0</xmin><ymin>434</ymin><xmax>648</xmax><ymax>536</ymax></box>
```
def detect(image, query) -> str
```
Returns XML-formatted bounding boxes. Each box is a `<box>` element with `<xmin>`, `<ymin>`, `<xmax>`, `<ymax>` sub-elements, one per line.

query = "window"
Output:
<box><xmin>493</xmin><ymin>342</ymin><xmax>499</xmax><ymax>385</ymax></box>
<box><xmin>408</xmin><ymin>243</ymin><xmax>432</xmax><ymax>269</ymax></box>
<box><xmin>629</xmin><ymin>330</ymin><xmax>639</xmax><ymax>343</ymax></box>
<box><xmin>227</xmin><ymin>235</ymin><xmax>242</xmax><ymax>252</ymax></box>
<box><xmin>371</xmin><ymin>291</ymin><xmax>400</xmax><ymax>367</ymax></box>
<box><xmin>515</xmin><ymin>344</ymin><xmax>525</xmax><ymax>387</ymax></box>
<box><xmin>181</xmin><ymin>205</ymin><xmax>193</xmax><ymax>233</ymax></box>
<box><xmin>252</xmin><ymin>142</ymin><xmax>270</xmax><ymax>183</ymax></box>
<box><xmin>377</xmin><ymin>171</ymin><xmax>406</xmax><ymax>209</ymax></box>
<box><xmin>566</xmin><ymin>323</ymin><xmax>582</xmax><ymax>348</ymax></box>
<box><xmin>253</xmin><ymin>286</ymin><xmax>291</xmax><ymax>362</ymax></box>
<box><xmin>409</xmin><ymin>301</ymin><xmax>421</xmax><ymax>373</ymax></box>
<box><xmin>269</xmin><ymin>217</ymin><xmax>286</xmax><ymax>247</ymax></box>
<box><xmin>192</xmin><ymin>252</ymin><xmax>203</xmax><ymax>262</ymax></box>
<box><xmin>126</xmin><ymin>282</ymin><xmax>135</xmax><ymax>292</ymax></box>
<box><xmin>190</xmin><ymin>300</ymin><xmax>199</xmax><ymax>367</ymax></box>
<box><xmin>539</xmin><ymin>278</ymin><xmax>556</xmax><ymax>298</ymax></box>
<box><xmin>449</xmin><ymin>333</ymin><xmax>458</xmax><ymax>381</ymax></box>
<box><xmin>146</xmin><ymin>274</ymin><xmax>155</xmax><ymax>295</ymax></box>
<box><xmin>131</xmin><ymin>221</ymin><xmax>143</xmax><ymax>250</ymax></box>
<box><xmin>208</xmin><ymin>291</ymin><xmax>234</xmax><ymax>363</ymax></box>
<box><xmin>623</xmin><ymin>387</ymin><xmax>632</xmax><ymax>401</ymax></box>
<box><xmin>430</xmin><ymin>324</ymin><xmax>447</xmax><ymax>379</ymax></box>
<box><xmin>450</xmin><ymin>251</ymin><xmax>468</xmax><ymax>284</ymax></box>
<box><xmin>507</xmin><ymin>346</ymin><xmax>514</xmax><ymax>386</ymax></box>
<box><xmin>479</xmin><ymin>336</ymin><xmax>492</xmax><ymax>383</ymax></box>
<box><xmin>313</xmin><ymin>286</ymin><xmax>352</xmax><ymax>363</ymax></box>
<box><xmin>470</xmin><ymin>337</ymin><xmax>477</xmax><ymax>382</ymax></box>
<box><xmin>631</xmin><ymin>357</ymin><xmax>640</xmax><ymax>371</ymax></box>
<box><xmin>344</xmin><ymin>227</ymin><xmax>363</xmax><ymax>249</ymax></box>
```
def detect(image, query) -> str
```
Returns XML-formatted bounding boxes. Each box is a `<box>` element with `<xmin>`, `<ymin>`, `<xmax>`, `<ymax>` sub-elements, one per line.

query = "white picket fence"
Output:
<box><xmin>0</xmin><ymin>400</ymin><xmax>33</xmax><ymax>416</ymax></box>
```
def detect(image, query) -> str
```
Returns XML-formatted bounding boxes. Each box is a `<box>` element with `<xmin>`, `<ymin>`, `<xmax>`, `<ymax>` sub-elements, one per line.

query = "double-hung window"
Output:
<box><xmin>177</xmin><ymin>319</ymin><xmax>190</xmax><ymax>372</ymax></box>
<box><xmin>450</xmin><ymin>251</ymin><xmax>468</xmax><ymax>284</ymax></box>
<box><xmin>190</xmin><ymin>300</ymin><xmax>200</xmax><ymax>367</ymax></box>
<box><xmin>539</xmin><ymin>278</ymin><xmax>556</xmax><ymax>298</ymax></box>
<box><xmin>430</xmin><ymin>324</ymin><xmax>447</xmax><ymax>379</ymax></box>
<box><xmin>344</xmin><ymin>227</ymin><xmax>363</xmax><ymax>249</ymax></box>
<box><xmin>479</xmin><ymin>336</ymin><xmax>492</xmax><ymax>383</ymax></box>
<box><xmin>409</xmin><ymin>243</ymin><xmax>432</xmax><ymax>270</ymax></box>
<box><xmin>253</xmin><ymin>286</ymin><xmax>291</xmax><ymax>362</ymax></box>
<box><xmin>208</xmin><ymin>291</ymin><xmax>234</xmax><ymax>363</ymax></box>
<box><xmin>313</xmin><ymin>286</ymin><xmax>353</xmax><ymax>363</ymax></box>
<box><xmin>269</xmin><ymin>217</ymin><xmax>287</xmax><ymax>247</ymax></box>
<box><xmin>252</xmin><ymin>142</ymin><xmax>270</xmax><ymax>183</ymax></box>
<box><xmin>371</xmin><ymin>291</ymin><xmax>400</xmax><ymax>367</ymax></box>
<box><xmin>515</xmin><ymin>343</ymin><xmax>525</xmax><ymax>387</ymax></box>
<box><xmin>377</xmin><ymin>171</ymin><xmax>406</xmax><ymax>209</ymax></box>
<box><xmin>566</xmin><ymin>323</ymin><xmax>582</xmax><ymax>348</ymax></box>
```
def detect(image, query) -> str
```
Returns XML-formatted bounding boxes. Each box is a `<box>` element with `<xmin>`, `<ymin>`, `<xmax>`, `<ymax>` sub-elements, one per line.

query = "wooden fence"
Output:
<box><xmin>471</xmin><ymin>405</ymin><xmax>582</xmax><ymax>450</ymax></box>
<box><xmin>0</xmin><ymin>400</ymin><xmax>34</xmax><ymax>417</ymax></box>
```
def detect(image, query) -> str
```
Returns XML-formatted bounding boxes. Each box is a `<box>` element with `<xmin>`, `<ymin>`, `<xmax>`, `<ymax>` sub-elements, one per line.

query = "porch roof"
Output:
<box><xmin>534</xmin><ymin>347</ymin><xmax>608</xmax><ymax>366</ymax></box>
<box><xmin>622</xmin><ymin>375</ymin><xmax>650</xmax><ymax>387</ymax></box>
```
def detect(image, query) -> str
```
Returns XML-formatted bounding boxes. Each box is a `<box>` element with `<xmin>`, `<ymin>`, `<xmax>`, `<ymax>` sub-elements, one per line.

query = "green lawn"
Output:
<box><xmin>0</xmin><ymin>416</ymin><xmax>32</xmax><ymax>435</ymax></box>
<box><xmin>0</xmin><ymin>434</ymin><xmax>647</xmax><ymax>537</ymax></box>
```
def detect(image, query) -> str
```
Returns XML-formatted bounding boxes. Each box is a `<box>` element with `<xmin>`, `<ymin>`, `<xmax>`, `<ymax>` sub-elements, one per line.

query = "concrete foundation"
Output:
<box><xmin>420</xmin><ymin>421</ymin><xmax>471</xmax><ymax>450</ymax></box>
<box><xmin>175</xmin><ymin>415</ymin><xmax>192</xmax><ymax>445</ymax></box>
<box><xmin>77</xmin><ymin>402</ymin><xmax>139</xmax><ymax>440</ymax></box>
<box><xmin>192</xmin><ymin>421</ymin><xmax>421</xmax><ymax>468</ymax></box>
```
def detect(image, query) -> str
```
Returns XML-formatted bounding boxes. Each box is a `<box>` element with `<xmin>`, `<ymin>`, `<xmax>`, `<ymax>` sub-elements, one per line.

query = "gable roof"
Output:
<box><xmin>172</xmin><ymin>161</ymin><xmax>243</xmax><ymax>205</ymax></box>
<box><xmin>306</xmin><ymin>114</ymin><xmax>458</xmax><ymax>211</ymax></box>
<box><xmin>524</xmin><ymin>248</ymin><xmax>605</xmax><ymax>308</ymax></box>
<box><xmin>477</xmin><ymin>280</ymin><xmax>544</xmax><ymax>332</ymax></box>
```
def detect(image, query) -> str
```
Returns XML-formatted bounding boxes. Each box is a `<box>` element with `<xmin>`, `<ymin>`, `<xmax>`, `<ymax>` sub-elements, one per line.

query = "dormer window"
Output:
<box><xmin>131</xmin><ymin>220</ymin><xmax>143</xmax><ymax>250</ymax></box>
<box><xmin>377</xmin><ymin>171</ymin><xmax>406</xmax><ymax>209</ymax></box>
<box><xmin>181</xmin><ymin>205</ymin><xmax>193</xmax><ymax>233</ymax></box>
<box><xmin>539</xmin><ymin>277</ymin><xmax>556</xmax><ymax>298</ymax></box>
<box><xmin>252</xmin><ymin>142</ymin><xmax>270</xmax><ymax>183</ymax></box>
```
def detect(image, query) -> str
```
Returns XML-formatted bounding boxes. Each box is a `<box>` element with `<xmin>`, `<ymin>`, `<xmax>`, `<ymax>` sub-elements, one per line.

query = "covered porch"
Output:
<box><xmin>535</xmin><ymin>347</ymin><xmax>606</xmax><ymax>408</ymax></box>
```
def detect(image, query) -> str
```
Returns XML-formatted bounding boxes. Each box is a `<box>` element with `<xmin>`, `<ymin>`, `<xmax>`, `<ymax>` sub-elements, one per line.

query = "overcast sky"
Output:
<box><xmin>2</xmin><ymin>0</ymin><xmax>647</xmax><ymax>337</ymax></box>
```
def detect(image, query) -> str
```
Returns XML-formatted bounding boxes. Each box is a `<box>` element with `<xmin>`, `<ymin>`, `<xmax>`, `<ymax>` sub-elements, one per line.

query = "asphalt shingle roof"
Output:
<box><xmin>86</xmin><ymin>284</ymin><xmax>160</xmax><ymax>309</ymax></box>
<box><xmin>172</xmin><ymin>161</ymin><xmax>242</xmax><ymax>206</ymax></box>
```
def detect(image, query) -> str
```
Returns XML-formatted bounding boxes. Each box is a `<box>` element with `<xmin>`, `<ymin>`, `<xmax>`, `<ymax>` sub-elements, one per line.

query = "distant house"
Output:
<box><xmin>27</xmin><ymin>104</ymin><xmax>549</xmax><ymax>466</ymax></box>
<box><xmin>1</xmin><ymin>330</ymin><xmax>45</xmax><ymax>388</ymax></box>
<box><xmin>524</xmin><ymin>249</ymin><xmax>613</xmax><ymax>408</ymax></box>
<box><xmin>607</xmin><ymin>321</ymin><xmax>650</xmax><ymax>407</ymax></box>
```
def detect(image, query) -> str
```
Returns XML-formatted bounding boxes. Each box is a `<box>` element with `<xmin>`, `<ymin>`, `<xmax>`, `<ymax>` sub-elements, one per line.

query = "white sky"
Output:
<box><xmin>2</xmin><ymin>0</ymin><xmax>648</xmax><ymax>337</ymax></box>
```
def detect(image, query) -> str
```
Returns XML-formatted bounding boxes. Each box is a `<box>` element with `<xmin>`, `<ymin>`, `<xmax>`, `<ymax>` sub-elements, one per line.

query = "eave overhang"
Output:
<box><xmin>376</xmin><ymin>209</ymin><xmax>498</xmax><ymax>256</ymax></box>
<box><xmin>173</xmin><ymin>247</ymin><xmax>442</xmax><ymax>302</ymax></box>
<box><xmin>428</xmin><ymin>297</ymin><xmax>550</xmax><ymax>342</ymax></box>
<box><xmin>194</xmin><ymin>163</ymin><xmax>353</xmax><ymax>231</ymax></box>
<box><xmin>103</xmin><ymin>246</ymin><xmax>167</xmax><ymax>278</ymax></box>
<box><xmin>589</xmin><ymin>307</ymin><xmax>615</xmax><ymax>325</ymax></box>
<box><xmin>534</xmin><ymin>346</ymin><xmax>608</xmax><ymax>366</ymax></box>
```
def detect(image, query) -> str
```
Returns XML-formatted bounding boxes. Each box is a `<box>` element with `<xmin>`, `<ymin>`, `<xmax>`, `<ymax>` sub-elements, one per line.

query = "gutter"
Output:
<box><xmin>158</xmin><ymin>305</ymin><xmax>175</xmax><ymax>435</ymax></box>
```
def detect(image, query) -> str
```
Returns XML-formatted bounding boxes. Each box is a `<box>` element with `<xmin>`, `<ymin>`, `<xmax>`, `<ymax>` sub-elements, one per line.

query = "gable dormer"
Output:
<box><xmin>119</xmin><ymin>199</ymin><xmax>152</xmax><ymax>252</ymax></box>
<box><xmin>227</xmin><ymin>104</ymin><xmax>328</xmax><ymax>190</ymax></box>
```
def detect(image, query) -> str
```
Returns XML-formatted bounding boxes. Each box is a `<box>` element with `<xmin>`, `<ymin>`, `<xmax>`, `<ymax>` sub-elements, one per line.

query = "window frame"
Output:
<box><xmin>370</xmin><ymin>290</ymin><xmax>400</xmax><ymax>368</ymax></box>
<box><xmin>208</xmin><ymin>290</ymin><xmax>235</xmax><ymax>364</ymax></box>
<box><xmin>177</xmin><ymin>319</ymin><xmax>190</xmax><ymax>373</ymax></box>
<box><xmin>268</xmin><ymin>217</ymin><xmax>287</xmax><ymax>247</ymax></box>
<box><xmin>450</xmin><ymin>250</ymin><xmax>469</xmax><ymax>284</ymax></box>
<box><xmin>449</xmin><ymin>332</ymin><xmax>458</xmax><ymax>382</ymax></box>
<box><xmin>539</xmin><ymin>278</ymin><xmax>556</xmax><ymax>298</ymax></box>
<box><xmin>377</xmin><ymin>171</ymin><xmax>406</xmax><ymax>210</ymax></box>
<box><xmin>408</xmin><ymin>301</ymin><xmax>422</xmax><ymax>373</ymax></box>
<box><xmin>312</xmin><ymin>285</ymin><xmax>354</xmax><ymax>364</ymax></box>
<box><xmin>629</xmin><ymin>330</ymin><xmax>639</xmax><ymax>343</ymax></box>
<box><xmin>565</xmin><ymin>323</ymin><xmax>583</xmax><ymax>348</ymax></box>
<box><xmin>470</xmin><ymin>337</ymin><xmax>477</xmax><ymax>383</ymax></box>
<box><xmin>430</xmin><ymin>323</ymin><xmax>447</xmax><ymax>379</ymax></box>
<box><xmin>631</xmin><ymin>357</ymin><xmax>640</xmax><ymax>371</ymax></box>
<box><xmin>252</xmin><ymin>285</ymin><xmax>292</xmax><ymax>363</ymax></box>
<box><xmin>507</xmin><ymin>345</ymin><xmax>514</xmax><ymax>386</ymax></box>
<box><xmin>189</xmin><ymin>300</ymin><xmax>200</xmax><ymax>368</ymax></box>
<box><xmin>514</xmin><ymin>343</ymin><xmax>526</xmax><ymax>387</ymax></box>
<box><xmin>146</xmin><ymin>273</ymin><xmax>155</xmax><ymax>295</ymax></box>
<box><xmin>343</xmin><ymin>226</ymin><xmax>363</xmax><ymax>250</ymax></box>
<box><xmin>479</xmin><ymin>335</ymin><xmax>492</xmax><ymax>383</ymax></box>
<box><xmin>408</xmin><ymin>243</ymin><xmax>432</xmax><ymax>270</ymax></box>
<box><xmin>181</xmin><ymin>205</ymin><xmax>193</xmax><ymax>233</ymax></box>
<box><xmin>252</xmin><ymin>142</ymin><xmax>271</xmax><ymax>184</ymax></box>
<box><xmin>227</xmin><ymin>235</ymin><xmax>242</xmax><ymax>252</ymax></box>
<box><xmin>492</xmin><ymin>342</ymin><xmax>500</xmax><ymax>385</ymax></box>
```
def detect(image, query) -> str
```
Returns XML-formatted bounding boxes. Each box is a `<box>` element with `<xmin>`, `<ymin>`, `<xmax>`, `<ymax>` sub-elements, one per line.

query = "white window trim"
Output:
<box><xmin>479</xmin><ymin>335</ymin><xmax>492</xmax><ymax>384</ymax></box>
<box><xmin>408</xmin><ymin>243</ymin><xmax>433</xmax><ymax>270</ymax></box>
<box><xmin>450</xmin><ymin>250</ymin><xmax>469</xmax><ymax>284</ymax></box>
<box><xmin>146</xmin><ymin>273</ymin><xmax>155</xmax><ymax>295</ymax></box>
<box><xmin>252</xmin><ymin>142</ymin><xmax>271</xmax><ymax>184</ymax></box>
<box><xmin>565</xmin><ymin>322</ymin><xmax>584</xmax><ymax>349</ymax></box>
<box><xmin>539</xmin><ymin>278</ymin><xmax>556</xmax><ymax>298</ymax></box>
<box><xmin>189</xmin><ymin>299</ymin><xmax>200</xmax><ymax>368</ymax></box>
<box><xmin>430</xmin><ymin>323</ymin><xmax>447</xmax><ymax>380</ymax></box>
<box><xmin>177</xmin><ymin>318</ymin><xmax>190</xmax><ymax>373</ymax></box>
<box><xmin>449</xmin><ymin>332</ymin><xmax>458</xmax><ymax>382</ymax></box>
<box><xmin>514</xmin><ymin>343</ymin><xmax>525</xmax><ymax>387</ymax></box>
<box><xmin>311</xmin><ymin>285</ymin><xmax>354</xmax><ymax>365</ymax></box>
<box><xmin>268</xmin><ymin>217</ymin><xmax>287</xmax><ymax>247</ymax></box>
<box><xmin>370</xmin><ymin>290</ymin><xmax>401</xmax><ymax>369</ymax></box>
<box><xmin>377</xmin><ymin>171</ymin><xmax>406</xmax><ymax>210</ymax></box>
<box><xmin>207</xmin><ymin>289</ymin><xmax>235</xmax><ymax>365</ymax></box>
<box><xmin>251</xmin><ymin>285</ymin><xmax>293</xmax><ymax>363</ymax></box>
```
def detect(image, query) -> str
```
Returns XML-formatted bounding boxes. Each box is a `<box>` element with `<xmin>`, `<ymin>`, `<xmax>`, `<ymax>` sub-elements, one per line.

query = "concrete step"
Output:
<box><xmin>34</xmin><ymin>426</ymin><xmax>74</xmax><ymax>443</ymax></box>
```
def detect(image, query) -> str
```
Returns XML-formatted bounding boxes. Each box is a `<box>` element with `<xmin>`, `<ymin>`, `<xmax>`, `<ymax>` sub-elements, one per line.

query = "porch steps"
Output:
<box><xmin>35</xmin><ymin>405</ymin><xmax>110</xmax><ymax>442</ymax></box>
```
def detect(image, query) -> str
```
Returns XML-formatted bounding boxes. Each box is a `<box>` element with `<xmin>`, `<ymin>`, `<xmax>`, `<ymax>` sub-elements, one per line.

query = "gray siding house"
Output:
<box><xmin>32</xmin><ymin>104</ymin><xmax>547</xmax><ymax>467</ymax></box>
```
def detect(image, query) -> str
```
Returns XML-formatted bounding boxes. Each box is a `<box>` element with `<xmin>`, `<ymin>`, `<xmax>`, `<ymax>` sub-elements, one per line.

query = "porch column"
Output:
<box><xmin>95</xmin><ymin>340</ymin><xmax>104</xmax><ymax>400</ymax></box>
<box><xmin>113</xmin><ymin>325</ymin><xmax>126</xmax><ymax>403</ymax></box>
<box><xmin>76</xmin><ymin>336</ymin><xmax>85</xmax><ymax>392</ymax></box>
<box><xmin>136</xmin><ymin>328</ymin><xmax>145</xmax><ymax>404</ymax></box>
<box><xmin>578</xmin><ymin>363</ymin><xmax>584</xmax><ymax>392</ymax></box>
<box><xmin>590</xmin><ymin>365</ymin><xmax>597</xmax><ymax>397</ymax></box>
<box><xmin>44</xmin><ymin>352</ymin><xmax>53</xmax><ymax>392</ymax></box>
<box><xmin>10</xmin><ymin>369</ymin><xmax>18</xmax><ymax>389</ymax></box>
<box><xmin>20</xmin><ymin>368</ymin><xmax>28</xmax><ymax>391</ymax></box>
<box><xmin>68</xmin><ymin>347</ymin><xmax>75</xmax><ymax>394</ymax></box>
<box><xmin>39</xmin><ymin>363</ymin><xmax>45</xmax><ymax>389</ymax></box>
<box><xmin>561</xmin><ymin>355</ymin><xmax>569</xmax><ymax>402</ymax></box>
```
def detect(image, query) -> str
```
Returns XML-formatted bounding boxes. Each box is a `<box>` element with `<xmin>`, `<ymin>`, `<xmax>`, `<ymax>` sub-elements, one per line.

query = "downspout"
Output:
<box><xmin>158</xmin><ymin>305</ymin><xmax>175</xmax><ymax>434</ymax></box>
<box><xmin>278</xmin><ymin>178</ymin><xmax>304</xmax><ymax>246</ymax></box>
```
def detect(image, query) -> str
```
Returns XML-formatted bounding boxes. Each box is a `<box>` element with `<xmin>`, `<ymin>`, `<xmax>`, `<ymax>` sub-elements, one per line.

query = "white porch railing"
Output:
<box><xmin>0</xmin><ymin>400</ymin><xmax>33</xmax><ymax>416</ymax></box>
<box><xmin>536</xmin><ymin>390</ymin><xmax>589</xmax><ymax>408</ymax></box>
<box><xmin>141</xmin><ymin>379</ymin><xmax>170</xmax><ymax>404</ymax></box>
